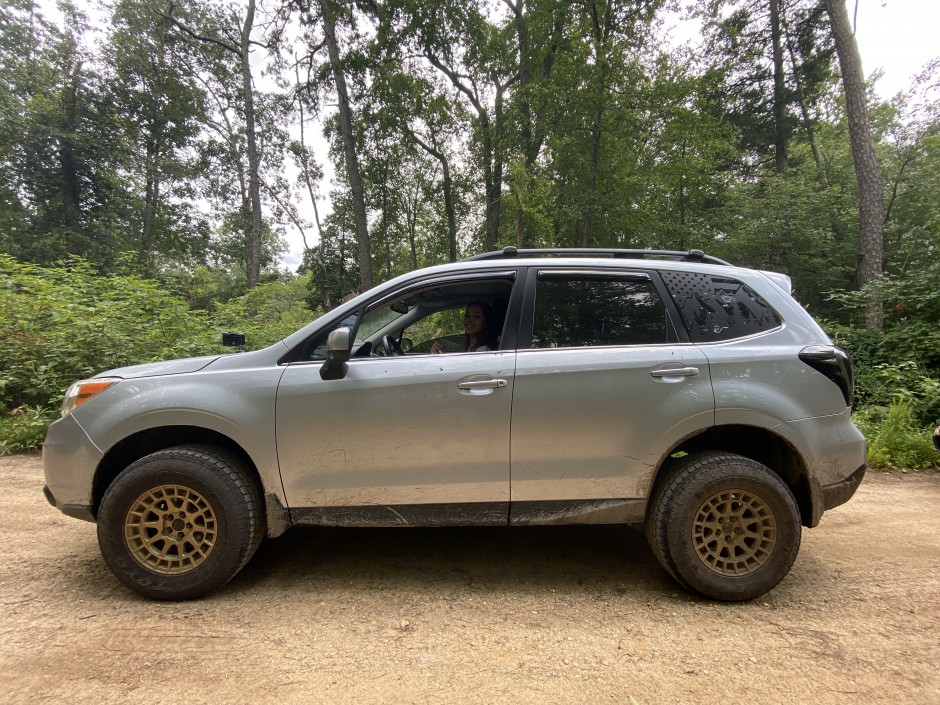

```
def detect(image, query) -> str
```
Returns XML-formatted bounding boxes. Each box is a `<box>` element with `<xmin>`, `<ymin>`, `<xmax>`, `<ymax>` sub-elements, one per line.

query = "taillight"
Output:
<box><xmin>798</xmin><ymin>346</ymin><xmax>854</xmax><ymax>407</ymax></box>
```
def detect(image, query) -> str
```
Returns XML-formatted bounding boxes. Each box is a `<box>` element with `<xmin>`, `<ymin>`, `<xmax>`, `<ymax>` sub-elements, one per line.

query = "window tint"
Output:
<box><xmin>532</xmin><ymin>276</ymin><xmax>670</xmax><ymax>348</ymax></box>
<box><xmin>660</xmin><ymin>271</ymin><xmax>781</xmax><ymax>342</ymax></box>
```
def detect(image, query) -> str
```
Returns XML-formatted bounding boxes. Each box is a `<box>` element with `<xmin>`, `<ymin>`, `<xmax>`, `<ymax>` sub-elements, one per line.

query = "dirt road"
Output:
<box><xmin>1</xmin><ymin>453</ymin><xmax>938</xmax><ymax>705</ymax></box>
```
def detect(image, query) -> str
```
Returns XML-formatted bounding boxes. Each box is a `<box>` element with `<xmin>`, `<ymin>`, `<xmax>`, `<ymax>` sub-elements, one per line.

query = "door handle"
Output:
<box><xmin>457</xmin><ymin>378</ymin><xmax>508</xmax><ymax>389</ymax></box>
<box><xmin>650</xmin><ymin>367</ymin><xmax>699</xmax><ymax>378</ymax></box>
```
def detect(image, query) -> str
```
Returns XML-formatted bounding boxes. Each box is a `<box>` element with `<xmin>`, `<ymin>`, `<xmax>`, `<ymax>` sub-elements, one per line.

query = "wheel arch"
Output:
<box><xmin>649</xmin><ymin>424</ymin><xmax>817</xmax><ymax>528</ymax></box>
<box><xmin>92</xmin><ymin>426</ymin><xmax>290</xmax><ymax>537</ymax></box>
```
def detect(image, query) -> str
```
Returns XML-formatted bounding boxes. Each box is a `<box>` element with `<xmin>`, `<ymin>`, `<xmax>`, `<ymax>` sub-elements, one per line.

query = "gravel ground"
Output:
<box><xmin>1</xmin><ymin>452</ymin><xmax>938</xmax><ymax>705</ymax></box>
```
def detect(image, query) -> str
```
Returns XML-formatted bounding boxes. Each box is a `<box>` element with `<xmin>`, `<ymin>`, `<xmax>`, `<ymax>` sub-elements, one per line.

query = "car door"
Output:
<box><xmin>275</xmin><ymin>273</ymin><xmax>520</xmax><ymax>525</ymax></box>
<box><xmin>509</xmin><ymin>268</ymin><xmax>714</xmax><ymax>522</ymax></box>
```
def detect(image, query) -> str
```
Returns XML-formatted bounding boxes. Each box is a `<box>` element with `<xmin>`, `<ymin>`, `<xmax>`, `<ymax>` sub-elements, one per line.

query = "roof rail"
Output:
<box><xmin>464</xmin><ymin>246</ymin><xmax>732</xmax><ymax>266</ymax></box>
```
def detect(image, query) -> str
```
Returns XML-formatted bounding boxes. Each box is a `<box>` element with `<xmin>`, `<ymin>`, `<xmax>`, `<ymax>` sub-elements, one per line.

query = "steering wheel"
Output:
<box><xmin>382</xmin><ymin>334</ymin><xmax>403</xmax><ymax>356</ymax></box>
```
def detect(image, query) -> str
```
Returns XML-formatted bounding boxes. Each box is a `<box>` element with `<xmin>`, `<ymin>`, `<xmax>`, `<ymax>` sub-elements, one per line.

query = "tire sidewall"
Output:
<box><xmin>97</xmin><ymin>451</ymin><xmax>251</xmax><ymax>600</ymax></box>
<box><xmin>665</xmin><ymin>461</ymin><xmax>801</xmax><ymax>602</ymax></box>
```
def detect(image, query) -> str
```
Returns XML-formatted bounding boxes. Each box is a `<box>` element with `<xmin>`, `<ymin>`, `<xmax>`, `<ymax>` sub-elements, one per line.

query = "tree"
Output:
<box><xmin>0</xmin><ymin>1</ymin><xmax>134</xmax><ymax>268</ymax></box>
<box><xmin>699</xmin><ymin>0</ymin><xmax>834</xmax><ymax>175</ymax></box>
<box><xmin>162</xmin><ymin>0</ymin><xmax>267</xmax><ymax>287</ymax></box>
<box><xmin>108</xmin><ymin>0</ymin><xmax>209</xmax><ymax>275</ymax></box>
<box><xmin>318</xmin><ymin>0</ymin><xmax>373</xmax><ymax>290</ymax></box>
<box><xmin>824</xmin><ymin>0</ymin><xmax>884</xmax><ymax>328</ymax></box>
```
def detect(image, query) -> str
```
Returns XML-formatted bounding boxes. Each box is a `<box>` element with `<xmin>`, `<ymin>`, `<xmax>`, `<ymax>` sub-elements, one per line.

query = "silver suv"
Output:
<box><xmin>43</xmin><ymin>248</ymin><xmax>866</xmax><ymax>601</ymax></box>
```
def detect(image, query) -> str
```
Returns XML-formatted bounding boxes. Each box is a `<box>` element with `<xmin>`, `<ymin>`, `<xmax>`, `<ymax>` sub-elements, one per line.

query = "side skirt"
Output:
<box><xmin>288</xmin><ymin>499</ymin><xmax>646</xmax><ymax>528</ymax></box>
<box><xmin>511</xmin><ymin>499</ymin><xmax>646</xmax><ymax>526</ymax></box>
<box><xmin>290</xmin><ymin>502</ymin><xmax>510</xmax><ymax>527</ymax></box>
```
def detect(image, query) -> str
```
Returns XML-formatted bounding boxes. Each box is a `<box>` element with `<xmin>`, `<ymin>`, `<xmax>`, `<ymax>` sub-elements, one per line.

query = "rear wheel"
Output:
<box><xmin>97</xmin><ymin>445</ymin><xmax>263</xmax><ymax>600</ymax></box>
<box><xmin>646</xmin><ymin>452</ymin><xmax>801</xmax><ymax>601</ymax></box>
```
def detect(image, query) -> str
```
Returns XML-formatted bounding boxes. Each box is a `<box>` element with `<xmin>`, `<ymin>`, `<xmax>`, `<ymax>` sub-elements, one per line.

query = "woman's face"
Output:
<box><xmin>463</xmin><ymin>304</ymin><xmax>487</xmax><ymax>336</ymax></box>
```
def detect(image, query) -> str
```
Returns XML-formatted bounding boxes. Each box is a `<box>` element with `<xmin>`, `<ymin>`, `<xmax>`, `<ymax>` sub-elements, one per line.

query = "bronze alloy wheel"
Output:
<box><xmin>124</xmin><ymin>484</ymin><xmax>218</xmax><ymax>575</ymax></box>
<box><xmin>691</xmin><ymin>488</ymin><xmax>777</xmax><ymax>577</ymax></box>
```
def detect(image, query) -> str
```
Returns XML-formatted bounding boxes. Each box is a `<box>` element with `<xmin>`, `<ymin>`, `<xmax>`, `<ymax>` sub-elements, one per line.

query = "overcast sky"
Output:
<box><xmin>853</xmin><ymin>0</ymin><xmax>938</xmax><ymax>99</ymax></box>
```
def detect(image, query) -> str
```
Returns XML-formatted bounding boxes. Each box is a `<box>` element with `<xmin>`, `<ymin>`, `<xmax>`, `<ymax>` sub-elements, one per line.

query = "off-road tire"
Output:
<box><xmin>97</xmin><ymin>445</ymin><xmax>264</xmax><ymax>600</ymax></box>
<box><xmin>646</xmin><ymin>452</ymin><xmax>801</xmax><ymax>601</ymax></box>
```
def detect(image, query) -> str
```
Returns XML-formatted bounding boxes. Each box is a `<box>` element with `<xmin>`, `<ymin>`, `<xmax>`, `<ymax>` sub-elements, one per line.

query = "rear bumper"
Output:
<box><xmin>822</xmin><ymin>463</ymin><xmax>866</xmax><ymax>511</ymax></box>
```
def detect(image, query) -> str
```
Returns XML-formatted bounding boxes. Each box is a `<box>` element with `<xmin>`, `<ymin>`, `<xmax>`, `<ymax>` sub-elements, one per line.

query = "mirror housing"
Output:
<box><xmin>319</xmin><ymin>327</ymin><xmax>352</xmax><ymax>380</ymax></box>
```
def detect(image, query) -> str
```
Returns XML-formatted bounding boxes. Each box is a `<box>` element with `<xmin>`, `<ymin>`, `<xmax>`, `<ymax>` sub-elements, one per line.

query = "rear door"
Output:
<box><xmin>509</xmin><ymin>268</ymin><xmax>714</xmax><ymax>517</ymax></box>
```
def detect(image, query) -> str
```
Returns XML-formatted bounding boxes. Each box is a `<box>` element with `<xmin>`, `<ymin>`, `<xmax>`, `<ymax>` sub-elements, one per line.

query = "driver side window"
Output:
<box><xmin>356</xmin><ymin>277</ymin><xmax>515</xmax><ymax>357</ymax></box>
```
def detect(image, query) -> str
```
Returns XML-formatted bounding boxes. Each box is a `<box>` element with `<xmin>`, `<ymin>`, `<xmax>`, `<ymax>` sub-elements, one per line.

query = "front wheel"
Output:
<box><xmin>646</xmin><ymin>452</ymin><xmax>801</xmax><ymax>601</ymax></box>
<box><xmin>97</xmin><ymin>445</ymin><xmax>263</xmax><ymax>600</ymax></box>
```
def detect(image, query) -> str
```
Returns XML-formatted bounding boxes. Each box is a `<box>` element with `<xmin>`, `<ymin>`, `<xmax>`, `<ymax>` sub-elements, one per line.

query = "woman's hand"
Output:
<box><xmin>431</xmin><ymin>342</ymin><xmax>444</xmax><ymax>354</ymax></box>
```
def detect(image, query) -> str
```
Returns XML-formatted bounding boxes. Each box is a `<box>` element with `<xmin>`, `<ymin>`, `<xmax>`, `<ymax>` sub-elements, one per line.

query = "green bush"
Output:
<box><xmin>0</xmin><ymin>406</ymin><xmax>54</xmax><ymax>455</ymax></box>
<box><xmin>210</xmin><ymin>273</ymin><xmax>319</xmax><ymax>348</ymax></box>
<box><xmin>854</xmin><ymin>399</ymin><xmax>939</xmax><ymax>471</ymax></box>
<box><xmin>824</xmin><ymin>322</ymin><xmax>940</xmax><ymax>426</ymax></box>
<box><xmin>0</xmin><ymin>254</ymin><xmax>213</xmax><ymax>411</ymax></box>
<box><xmin>1</xmin><ymin>256</ymin><xmax>319</xmax><ymax>454</ymax></box>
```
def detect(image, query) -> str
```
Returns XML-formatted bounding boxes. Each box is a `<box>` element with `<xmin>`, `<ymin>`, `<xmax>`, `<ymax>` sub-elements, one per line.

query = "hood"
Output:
<box><xmin>94</xmin><ymin>355</ymin><xmax>221</xmax><ymax>380</ymax></box>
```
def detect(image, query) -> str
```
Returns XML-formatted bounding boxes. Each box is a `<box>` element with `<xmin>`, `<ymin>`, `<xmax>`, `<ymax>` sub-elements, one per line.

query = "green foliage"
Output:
<box><xmin>854</xmin><ymin>400</ymin><xmax>939</xmax><ymax>471</ymax></box>
<box><xmin>0</xmin><ymin>256</ymin><xmax>316</xmax><ymax>421</ymax></box>
<box><xmin>210</xmin><ymin>273</ymin><xmax>319</xmax><ymax>348</ymax></box>
<box><xmin>0</xmin><ymin>254</ymin><xmax>208</xmax><ymax>411</ymax></box>
<box><xmin>0</xmin><ymin>406</ymin><xmax>54</xmax><ymax>455</ymax></box>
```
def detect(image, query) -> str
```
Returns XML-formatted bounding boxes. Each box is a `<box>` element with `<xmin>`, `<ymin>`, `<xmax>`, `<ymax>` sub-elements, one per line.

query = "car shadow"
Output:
<box><xmin>231</xmin><ymin>523</ymin><xmax>673</xmax><ymax>597</ymax></box>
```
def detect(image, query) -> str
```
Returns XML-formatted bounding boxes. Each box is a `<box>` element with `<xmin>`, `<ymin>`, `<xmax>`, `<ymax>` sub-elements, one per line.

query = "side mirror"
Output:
<box><xmin>319</xmin><ymin>327</ymin><xmax>351</xmax><ymax>380</ymax></box>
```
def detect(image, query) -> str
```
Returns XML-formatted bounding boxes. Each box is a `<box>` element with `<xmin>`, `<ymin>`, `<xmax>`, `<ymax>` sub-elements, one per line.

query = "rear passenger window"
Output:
<box><xmin>660</xmin><ymin>271</ymin><xmax>781</xmax><ymax>342</ymax></box>
<box><xmin>532</xmin><ymin>275</ymin><xmax>670</xmax><ymax>348</ymax></box>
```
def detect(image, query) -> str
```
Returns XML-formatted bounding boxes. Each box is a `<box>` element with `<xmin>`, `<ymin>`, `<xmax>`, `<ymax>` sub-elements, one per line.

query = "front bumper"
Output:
<box><xmin>42</xmin><ymin>413</ymin><xmax>103</xmax><ymax>523</ymax></box>
<box><xmin>42</xmin><ymin>484</ymin><xmax>95</xmax><ymax>521</ymax></box>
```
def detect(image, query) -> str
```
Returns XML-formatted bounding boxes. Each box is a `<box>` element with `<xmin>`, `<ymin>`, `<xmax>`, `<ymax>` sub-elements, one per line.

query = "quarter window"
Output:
<box><xmin>660</xmin><ymin>271</ymin><xmax>781</xmax><ymax>342</ymax></box>
<box><xmin>532</xmin><ymin>275</ymin><xmax>671</xmax><ymax>348</ymax></box>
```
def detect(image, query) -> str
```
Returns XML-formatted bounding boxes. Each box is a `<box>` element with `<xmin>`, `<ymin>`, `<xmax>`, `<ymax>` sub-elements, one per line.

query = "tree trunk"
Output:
<box><xmin>59</xmin><ymin>59</ymin><xmax>83</xmax><ymax>256</ymax></box>
<box><xmin>489</xmin><ymin>85</ymin><xmax>506</xmax><ymax>250</ymax></box>
<box><xmin>140</xmin><ymin>138</ymin><xmax>159</xmax><ymax>274</ymax></box>
<box><xmin>770</xmin><ymin>0</ymin><xmax>789</xmax><ymax>173</ymax></box>
<box><xmin>441</xmin><ymin>157</ymin><xmax>457</xmax><ymax>262</ymax></box>
<box><xmin>782</xmin><ymin>9</ymin><xmax>825</xmax><ymax>180</ymax></box>
<box><xmin>321</xmin><ymin>0</ymin><xmax>372</xmax><ymax>290</ymax></box>
<box><xmin>423</xmin><ymin>51</ymin><xmax>504</xmax><ymax>252</ymax></box>
<box><xmin>406</xmin><ymin>127</ymin><xmax>458</xmax><ymax>261</ymax></box>
<box><xmin>582</xmin><ymin>92</ymin><xmax>603</xmax><ymax>247</ymax></box>
<box><xmin>582</xmin><ymin>1</ymin><xmax>612</xmax><ymax>247</ymax></box>
<box><xmin>825</xmin><ymin>0</ymin><xmax>885</xmax><ymax>329</ymax></box>
<box><xmin>240</xmin><ymin>0</ymin><xmax>263</xmax><ymax>288</ymax></box>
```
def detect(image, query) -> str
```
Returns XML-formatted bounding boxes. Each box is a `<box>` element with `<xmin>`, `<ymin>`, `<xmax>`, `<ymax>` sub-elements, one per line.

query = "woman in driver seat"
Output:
<box><xmin>432</xmin><ymin>301</ymin><xmax>499</xmax><ymax>353</ymax></box>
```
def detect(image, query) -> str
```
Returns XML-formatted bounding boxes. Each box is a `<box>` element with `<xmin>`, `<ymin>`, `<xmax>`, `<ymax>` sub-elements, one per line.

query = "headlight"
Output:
<box><xmin>61</xmin><ymin>378</ymin><xmax>120</xmax><ymax>417</ymax></box>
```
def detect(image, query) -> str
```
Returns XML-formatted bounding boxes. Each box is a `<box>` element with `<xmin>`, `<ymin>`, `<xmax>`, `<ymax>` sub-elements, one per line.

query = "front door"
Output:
<box><xmin>276</xmin><ymin>275</ymin><xmax>518</xmax><ymax>525</ymax></box>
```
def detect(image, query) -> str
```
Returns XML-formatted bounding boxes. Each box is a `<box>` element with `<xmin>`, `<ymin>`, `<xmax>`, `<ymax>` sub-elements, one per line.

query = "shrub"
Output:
<box><xmin>0</xmin><ymin>255</ymin><xmax>213</xmax><ymax>411</ymax></box>
<box><xmin>1</xmin><ymin>256</ymin><xmax>318</xmax><ymax>453</ymax></box>
<box><xmin>854</xmin><ymin>399</ymin><xmax>939</xmax><ymax>471</ymax></box>
<box><xmin>0</xmin><ymin>406</ymin><xmax>54</xmax><ymax>455</ymax></box>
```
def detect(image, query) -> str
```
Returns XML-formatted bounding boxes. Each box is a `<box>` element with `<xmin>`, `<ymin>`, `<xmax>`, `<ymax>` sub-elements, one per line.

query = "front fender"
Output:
<box><xmin>72</xmin><ymin>366</ymin><xmax>287</xmax><ymax>504</ymax></box>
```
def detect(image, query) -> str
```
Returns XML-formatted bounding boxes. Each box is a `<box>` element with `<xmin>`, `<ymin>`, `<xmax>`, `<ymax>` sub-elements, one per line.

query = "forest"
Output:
<box><xmin>0</xmin><ymin>0</ymin><xmax>937</xmax><ymax>466</ymax></box>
